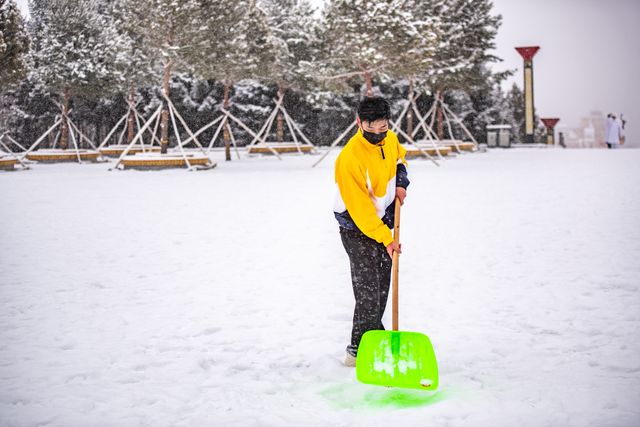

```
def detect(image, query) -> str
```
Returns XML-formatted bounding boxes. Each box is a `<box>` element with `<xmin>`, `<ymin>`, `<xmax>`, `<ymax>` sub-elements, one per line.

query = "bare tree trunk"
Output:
<box><xmin>276</xmin><ymin>82</ymin><xmax>285</xmax><ymax>142</ymax></box>
<box><xmin>160</xmin><ymin>24</ymin><xmax>174</xmax><ymax>155</ymax></box>
<box><xmin>436</xmin><ymin>90</ymin><xmax>444</xmax><ymax>140</ymax></box>
<box><xmin>406</xmin><ymin>79</ymin><xmax>414</xmax><ymax>141</ymax></box>
<box><xmin>127</xmin><ymin>83</ymin><xmax>136</xmax><ymax>144</ymax></box>
<box><xmin>160</xmin><ymin>59</ymin><xmax>171</xmax><ymax>154</ymax></box>
<box><xmin>223</xmin><ymin>81</ymin><xmax>232</xmax><ymax>161</ymax></box>
<box><xmin>364</xmin><ymin>71</ymin><xmax>373</xmax><ymax>97</ymax></box>
<box><xmin>60</xmin><ymin>85</ymin><xmax>70</xmax><ymax>150</ymax></box>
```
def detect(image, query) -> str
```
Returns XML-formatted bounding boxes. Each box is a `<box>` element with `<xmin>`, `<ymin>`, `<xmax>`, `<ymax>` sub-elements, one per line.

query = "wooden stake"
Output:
<box><xmin>441</xmin><ymin>102</ymin><xmax>479</xmax><ymax>147</ymax></box>
<box><xmin>411</xmin><ymin>103</ymin><xmax>436</xmax><ymax>139</ymax></box>
<box><xmin>206</xmin><ymin>117</ymin><xmax>227</xmax><ymax>152</ymax></box>
<box><xmin>390</xmin><ymin>94</ymin><xmax>414</xmax><ymax>137</ymax></box>
<box><xmin>4</xmin><ymin>134</ymin><xmax>29</xmax><ymax>152</ymax></box>
<box><xmin>226</xmin><ymin>122</ymin><xmax>241</xmax><ymax>160</ymax></box>
<box><xmin>248</xmin><ymin>108</ymin><xmax>278</xmax><ymax>147</ymax></box>
<box><xmin>221</xmin><ymin>107</ymin><xmax>281</xmax><ymax>158</ymax></box>
<box><xmin>67</xmin><ymin>119</ymin><xmax>98</xmax><ymax>150</ymax></box>
<box><xmin>111</xmin><ymin>106</ymin><xmax>162</xmax><ymax>170</ymax></box>
<box><xmin>393</xmin><ymin>124</ymin><xmax>440</xmax><ymax>167</ymax></box>
<box><xmin>97</xmin><ymin>112</ymin><xmax>128</xmax><ymax>150</ymax></box>
<box><xmin>21</xmin><ymin>117</ymin><xmax>63</xmax><ymax>160</ymax></box>
<box><xmin>410</xmin><ymin>102</ymin><xmax>443</xmax><ymax>160</ymax></box>
<box><xmin>0</xmin><ymin>138</ymin><xmax>30</xmax><ymax>169</ymax></box>
<box><xmin>162</xmin><ymin>92</ymin><xmax>209</xmax><ymax>157</ymax></box>
<box><xmin>311</xmin><ymin>120</ymin><xmax>357</xmax><ymax>168</ymax></box>
<box><xmin>67</xmin><ymin>122</ymin><xmax>83</xmax><ymax>163</ymax></box>
<box><xmin>281</xmin><ymin>104</ymin><xmax>303</xmax><ymax>154</ymax></box>
<box><xmin>167</xmin><ymin>102</ymin><xmax>193</xmax><ymax>170</ymax></box>
<box><xmin>442</xmin><ymin>103</ymin><xmax>461</xmax><ymax>152</ymax></box>
<box><xmin>281</xmin><ymin>106</ymin><xmax>314</xmax><ymax>147</ymax></box>
<box><xmin>179</xmin><ymin>115</ymin><xmax>223</xmax><ymax>149</ymax></box>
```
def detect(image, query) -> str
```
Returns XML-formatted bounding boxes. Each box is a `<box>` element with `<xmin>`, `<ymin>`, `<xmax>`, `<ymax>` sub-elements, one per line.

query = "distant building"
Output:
<box><xmin>559</xmin><ymin>111</ymin><xmax>606</xmax><ymax>148</ymax></box>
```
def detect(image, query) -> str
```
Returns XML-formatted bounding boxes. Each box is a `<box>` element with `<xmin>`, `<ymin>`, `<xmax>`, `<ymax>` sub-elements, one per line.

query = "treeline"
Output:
<box><xmin>0</xmin><ymin>0</ymin><xmax>539</xmax><ymax>153</ymax></box>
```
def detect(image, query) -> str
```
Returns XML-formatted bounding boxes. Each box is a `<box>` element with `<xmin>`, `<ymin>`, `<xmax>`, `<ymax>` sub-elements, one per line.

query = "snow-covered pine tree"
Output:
<box><xmin>260</xmin><ymin>0</ymin><xmax>320</xmax><ymax>142</ymax></box>
<box><xmin>29</xmin><ymin>0</ymin><xmax>126</xmax><ymax>149</ymax></box>
<box><xmin>110</xmin><ymin>0</ymin><xmax>210</xmax><ymax>153</ymax></box>
<box><xmin>387</xmin><ymin>0</ymin><xmax>442</xmax><ymax>138</ymax></box>
<box><xmin>260</xmin><ymin>0</ymin><xmax>319</xmax><ymax>89</ymax></box>
<box><xmin>108</xmin><ymin>0</ymin><xmax>158</xmax><ymax>143</ymax></box>
<box><xmin>0</xmin><ymin>71</ymin><xmax>57</xmax><ymax>145</ymax></box>
<box><xmin>505</xmin><ymin>83</ymin><xmax>524</xmax><ymax>144</ymax></box>
<box><xmin>423</xmin><ymin>0</ymin><xmax>501</xmax><ymax>87</ymax></box>
<box><xmin>444</xmin><ymin>89</ymin><xmax>474</xmax><ymax>139</ymax></box>
<box><xmin>418</xmin><ymin>0</ymin><xmax>502</xmax><ymax>138</ymax></box>
<box><xmin>502</xmin><ymin>82</ymin><xmax>546</xmax><ymax>145</ymax></box>
<box><xmin>319</xmin><ymin>0</ymin><xmax>434</xmax><ymax>97</ymax></box>
<box><xmin>0</xmin><ymin>0</ymin><xmax>30</xmax><ymax>94</ymax></box>
<box><xmin>192</xmin><ymin>0</ymin><xmax>275</xmax><ymax>160</ymax></box>
<box><xmin>447</xmin><ymin>62</ymin><xmax>512</xmax><ymax>144</ymax></box>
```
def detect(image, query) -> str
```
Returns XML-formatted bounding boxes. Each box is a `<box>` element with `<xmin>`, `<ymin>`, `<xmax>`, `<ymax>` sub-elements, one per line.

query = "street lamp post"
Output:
<box><xmin>516</xmin><ymin>46</ymin><xmax>540</xmax><ymax>144</ymax></box>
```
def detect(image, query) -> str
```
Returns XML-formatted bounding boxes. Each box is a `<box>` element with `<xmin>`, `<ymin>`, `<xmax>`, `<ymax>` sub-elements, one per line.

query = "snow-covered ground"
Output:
<box><xmin>1</xmin><ymin>148</ymin><xmax>639</xmax><ymax>427</ymax></box>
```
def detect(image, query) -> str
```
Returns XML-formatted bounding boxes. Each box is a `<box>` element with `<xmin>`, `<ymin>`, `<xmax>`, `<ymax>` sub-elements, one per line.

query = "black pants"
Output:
<box><xmin>340</xmin><ymin>227</ymin><xmax>392</xmax><ymax>356</ymax></box>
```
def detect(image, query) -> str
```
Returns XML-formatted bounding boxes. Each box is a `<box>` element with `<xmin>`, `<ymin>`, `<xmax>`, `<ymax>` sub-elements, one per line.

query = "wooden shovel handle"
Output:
<box><xmin>392</xmin><ymin>197</ymin><xmax>401</xmax><ymax>331</ymax></box>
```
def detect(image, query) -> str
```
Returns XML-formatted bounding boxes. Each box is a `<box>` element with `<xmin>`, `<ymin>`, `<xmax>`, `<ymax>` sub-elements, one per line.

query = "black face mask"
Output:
<box><xmin>362</xmin><ymin>129</ymin><xmax>387</xmax><ymax>145</ymax></box>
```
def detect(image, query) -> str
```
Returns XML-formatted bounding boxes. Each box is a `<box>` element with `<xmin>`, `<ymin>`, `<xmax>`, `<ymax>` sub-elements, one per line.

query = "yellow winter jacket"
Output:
<box><xmin>334</xmin><ymin>128</ymin><xmax>408</xmax><ymax>246</ymax></box>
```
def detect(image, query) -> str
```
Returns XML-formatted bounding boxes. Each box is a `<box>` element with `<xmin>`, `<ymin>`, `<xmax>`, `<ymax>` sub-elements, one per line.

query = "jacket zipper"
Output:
<box><xmin>380</xmin><ymin>146</ymin><xmax>385</xmax><ymax>159</ymax></box>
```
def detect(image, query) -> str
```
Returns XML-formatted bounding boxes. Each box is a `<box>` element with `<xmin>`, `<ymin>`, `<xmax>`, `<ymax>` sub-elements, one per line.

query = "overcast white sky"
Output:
<box><xmin>14</xmin><ymin>0</ymin><xmax>640</xmax><ymax>146</ymax></box>
<box><xmin>491</xmin><ymin>0</ymin><xmax>640</xmax><ymax>146</ymax></box>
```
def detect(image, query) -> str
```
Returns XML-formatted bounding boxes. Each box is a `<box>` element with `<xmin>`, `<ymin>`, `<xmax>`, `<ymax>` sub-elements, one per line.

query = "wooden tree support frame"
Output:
<box><xmin>402</xmin><ymin>92</ymin><xmax>479</xmax><ymax>153</ymax></box>
<box><xmin>97</xmin><ymin>99</ymin><xmax>162</xmax><ymax>157</ymax></box>
<box><xmin>204</xmin><ymin>109</ymin><xmax>245</xmax><ymax>160</ymax></box>
<box><xmin>311</xmin><ymin>119</ymin><xmax>358</xmax><ymax>168</ymax></box>
<box><xmin>110</xmin><ymin>93</ymin><xmax>215</xmax><ymax>171</ymax></box>
<box><xmin>392</xmin><ymin>93</ymin><xmax>444</xmax><ymax>160</ymax></box>
<box><xmin>193</xmin><ymin>106</ymin><xmax>269</xmax><ymax>160</ymax></box>
<box><xmin>246</xmin><ymin>95</ymin><xmax>316</xmax><ymax>156</ymax></box>
<box><xmin>388</xmin><ymin>93</ymin><xmax>441</xmax><ymax>166</ymax></box>
<box><xmin>20</xmin><ymin>103</ymin><xmax>104</xmax><ymax>164</ymax></box>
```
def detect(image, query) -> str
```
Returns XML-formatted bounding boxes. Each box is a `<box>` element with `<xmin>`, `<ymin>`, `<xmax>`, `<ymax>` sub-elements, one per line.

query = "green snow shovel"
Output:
<box><xmin>355</xmin><ymin>198</ymin><xmax>439</xmax><ymax>390</ymax></box>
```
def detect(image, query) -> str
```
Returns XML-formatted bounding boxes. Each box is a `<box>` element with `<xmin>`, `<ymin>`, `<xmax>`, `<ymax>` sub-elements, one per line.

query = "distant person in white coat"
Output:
<box><xmin>605</xmin><ymin>113</ymin><xmax>624</xmax><ymax>149</ymax></box>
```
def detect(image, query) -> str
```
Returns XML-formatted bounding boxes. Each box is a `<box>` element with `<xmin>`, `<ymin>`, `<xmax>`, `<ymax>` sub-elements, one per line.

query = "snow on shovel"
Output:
<box><xmin>356</xmin><ymin>198</ymin><xmax>439</xmax><ymax>390</ymax></box>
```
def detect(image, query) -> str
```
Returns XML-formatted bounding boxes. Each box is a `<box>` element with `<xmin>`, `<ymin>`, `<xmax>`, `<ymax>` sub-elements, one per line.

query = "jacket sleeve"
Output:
<box><xmin>335</xmin><ymin>157</ymin><xmax>394</xmax><ymax>246</ymax></box>
<box><xmin>395</xmin><ymin>136</ymin><xmax>410</xmax><ymax>189</ymax></box>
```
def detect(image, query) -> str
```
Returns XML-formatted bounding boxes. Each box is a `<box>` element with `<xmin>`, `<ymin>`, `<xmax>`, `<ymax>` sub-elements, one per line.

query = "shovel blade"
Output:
<box><xmin>356</xmin><ymin>330</ymin><xmax>438</xmax><ymax>390</ymax></box>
